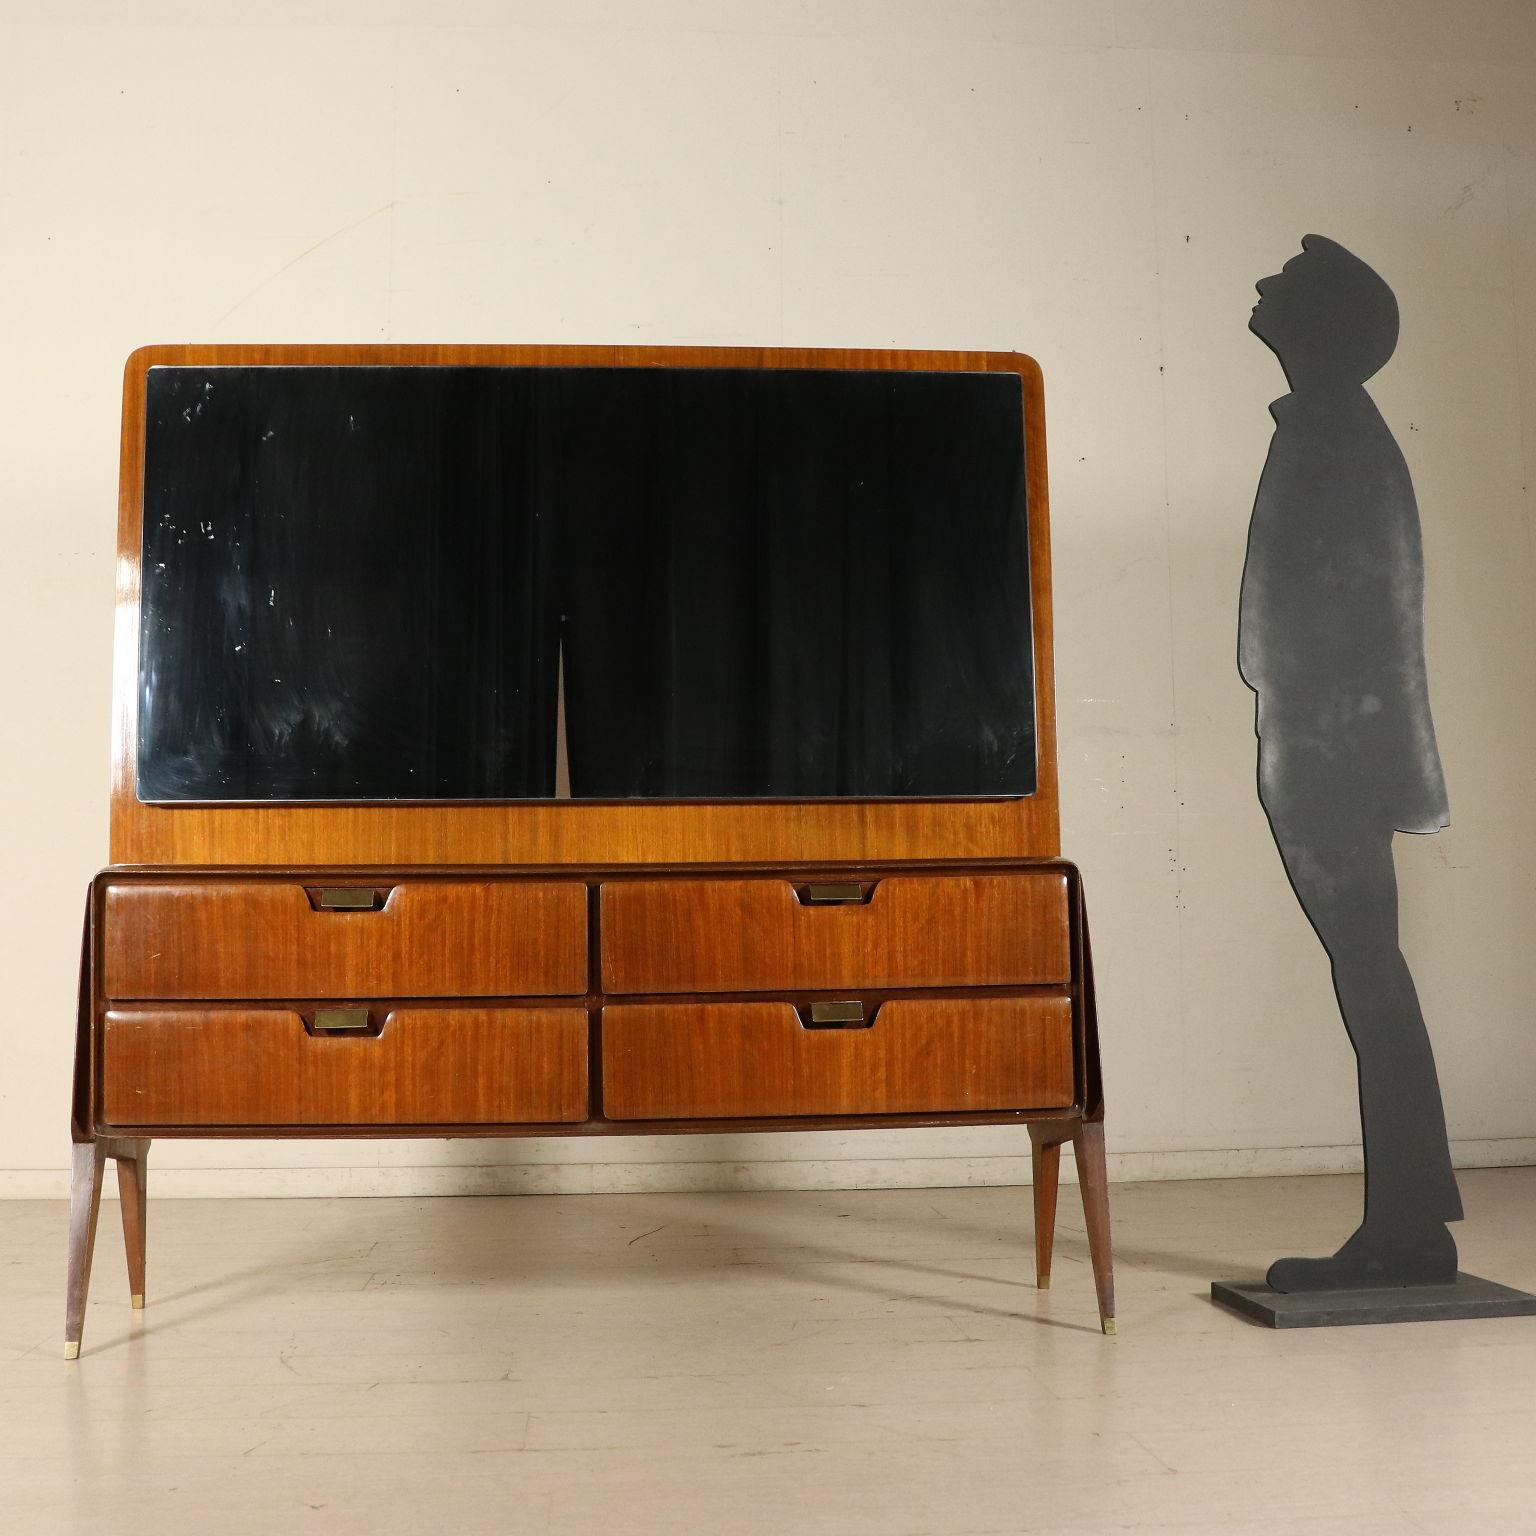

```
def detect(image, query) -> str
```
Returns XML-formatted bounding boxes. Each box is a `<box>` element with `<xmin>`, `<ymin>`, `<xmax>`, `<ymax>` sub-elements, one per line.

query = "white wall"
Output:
<box><xmin>3</xmin><ymin>0</ymin><xmax>1534</xmax><ymax>1197</ymax></box>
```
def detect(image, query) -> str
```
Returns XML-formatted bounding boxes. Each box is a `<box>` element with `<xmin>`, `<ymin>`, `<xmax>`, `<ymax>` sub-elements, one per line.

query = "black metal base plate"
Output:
<box><xmin>1212</xmin><ymin>1272</ymin><xmax>1536</xmax><ymax>1329</ymax></box>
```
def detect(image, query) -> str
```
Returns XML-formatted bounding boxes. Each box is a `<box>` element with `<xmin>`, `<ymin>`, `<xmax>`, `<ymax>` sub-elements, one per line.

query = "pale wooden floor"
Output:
<box><xmin>2</xmin><ymin>1169</ymin><xmax>1534</xmax><ymax>1535</ymax></box>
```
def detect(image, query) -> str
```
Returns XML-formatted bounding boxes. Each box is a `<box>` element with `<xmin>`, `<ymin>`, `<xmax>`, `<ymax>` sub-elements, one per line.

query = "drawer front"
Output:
<box><xmin>600</xmin><ymin>873</ymin><xmax>1071</xmax><ymax>993</ymax></box>
<box><xmin>601</xmin><ymin>996</ymin><xmax>1075</xmax><ymax>1120</ymax></box>
<box><xmin>102</xmin><ymin>880</ymin><xmax>589</xmax><ymax>999</ymax></box>
<box><xmin>101</xmin><ymin>1006</ymin><xmax>589</xmax><ymax>1126</ymax></box>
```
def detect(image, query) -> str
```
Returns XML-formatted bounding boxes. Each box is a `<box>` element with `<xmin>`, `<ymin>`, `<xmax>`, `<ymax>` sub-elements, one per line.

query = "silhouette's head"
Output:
<box><xmin>1250</xmin><ymin>234</ymin><xmax>1398</xmax><ymax>389</ymax></box>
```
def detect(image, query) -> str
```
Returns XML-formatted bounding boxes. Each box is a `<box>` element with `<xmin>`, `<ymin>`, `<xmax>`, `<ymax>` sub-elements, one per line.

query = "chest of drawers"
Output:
<box><xmin>68</xmin><ymin>859</ymin><xmax>1112</xmax><ymax>1350</ymax></box>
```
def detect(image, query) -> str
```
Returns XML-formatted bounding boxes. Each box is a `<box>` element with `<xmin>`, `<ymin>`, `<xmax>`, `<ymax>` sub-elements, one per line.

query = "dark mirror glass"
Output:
<box><xmin>137</xmin><ymin>365</ymin><xmax>1035</xmax><ymax>803</ymax></box>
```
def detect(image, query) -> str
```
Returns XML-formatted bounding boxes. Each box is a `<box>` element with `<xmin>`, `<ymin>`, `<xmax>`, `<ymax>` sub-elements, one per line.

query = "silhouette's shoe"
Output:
<box><xmin>1266</xmin><ymin>1221</ymin><xmax>1457</xmax><ymax>1293</ymax></box>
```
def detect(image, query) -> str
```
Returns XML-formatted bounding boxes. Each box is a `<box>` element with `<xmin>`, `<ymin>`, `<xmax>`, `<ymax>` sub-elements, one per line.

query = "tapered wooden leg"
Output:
<box><xmin>65</xmin><ymin>1141</ymin><xmax>107</xmax><ymax>1359</ymax></box>
<box><xmin>115</xmin><ymin>1139</ymin><xmax>149</xmax><ymax>1310</ymax></box>
<box><xmin>1028</xmin><ymin>1124</ymin><xmax>1065</xmax><ymax>1289</ymax></box>
<box><xmin>1071</xmin><ymin>1117</ymin><xmax>1116</xmax><ymax>1335</ymax></box>
<box><xmin>66</xmin><ymin>1137</ymin><xmax>152</xmax><ymax>1358</ymax></box>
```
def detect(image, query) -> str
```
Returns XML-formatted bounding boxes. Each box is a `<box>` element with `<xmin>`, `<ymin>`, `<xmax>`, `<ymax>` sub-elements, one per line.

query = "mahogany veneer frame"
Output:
<box><xmin>110</xmin><ymin>344</ymin><xmax>1058</xmax><ymax>867</ymax></box>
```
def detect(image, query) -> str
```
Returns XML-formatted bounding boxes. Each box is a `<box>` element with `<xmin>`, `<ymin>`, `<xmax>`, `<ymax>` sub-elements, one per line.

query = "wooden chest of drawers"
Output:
<box><xmin>69</xmin><ymin>860</ymin><xmax>1112</xmax><ymax>1348</ymax></box>
<box><xmin>80</xmin><ymin>864</ymin><xmax>1087</xmax><ymax>1130</ymax></box>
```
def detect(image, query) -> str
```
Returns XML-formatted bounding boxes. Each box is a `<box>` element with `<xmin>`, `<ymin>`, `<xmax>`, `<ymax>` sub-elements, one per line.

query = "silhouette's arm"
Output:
<box><xmin>1237</xmin><ymin>429</ymin><xmax>1293</xmax><ymax>695</ymax></box>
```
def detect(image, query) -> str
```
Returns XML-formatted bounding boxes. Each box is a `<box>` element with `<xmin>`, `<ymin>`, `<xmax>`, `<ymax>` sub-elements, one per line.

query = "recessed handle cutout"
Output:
<box><xmin>799</xmin><ymin>1000</ymin><xmax>876</xmax><ymax>1029</ymax></box>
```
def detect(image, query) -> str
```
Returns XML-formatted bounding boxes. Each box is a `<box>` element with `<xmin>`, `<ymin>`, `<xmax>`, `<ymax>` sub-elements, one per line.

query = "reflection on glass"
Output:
<box><xmin>138</xmin><ymin>366</ymin><xmax>1034</xmax><ymax>803</ymax></box>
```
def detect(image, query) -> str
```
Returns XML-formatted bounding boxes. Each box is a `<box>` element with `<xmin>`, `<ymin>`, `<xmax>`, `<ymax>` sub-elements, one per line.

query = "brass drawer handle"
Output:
<box><xmin>313</xmin><ymin>887</ymin><xmax>384</xmax><ymax>911</ymax></box>
<box><xmin>312</xmin><ymin>1007</ymin><xmax>371</xmax><ymax>1032</ymax></box>
<box><xmin>803</xmin><ymin>1000</ymin><xmax>870</xmax><ymax>1028</ymax></box>
<box><xmin>800</xmin><ymin>882</ymin><xmax>865</xmax><ymax>905</ymax></box>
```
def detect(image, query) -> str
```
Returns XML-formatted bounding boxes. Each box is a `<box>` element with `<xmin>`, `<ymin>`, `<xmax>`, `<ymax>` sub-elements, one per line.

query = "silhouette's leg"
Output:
<box><xmin>65</xmin><ymin>1142</ymin><xmax>107</xmax><ymax>1360</ymax></box>
<box><xmin>1028</xmin><ymin>1122</ymin><xmax>1067</xmax><ymax>1289</ymax></box>
<box><xmin>1269</xmin><ymin>967</ymin><xmax>1459</xmax><ymax>1289</ymax></box>
<box><xmin>1263</xmin><ymin>823</ymin><xmax>1460</xmax><ymax>1290</ymax></box>
<box><xmin>1335</xmin><ymin>946</ymin><xmax>1461</xmax><ymax>1234</ymax></box>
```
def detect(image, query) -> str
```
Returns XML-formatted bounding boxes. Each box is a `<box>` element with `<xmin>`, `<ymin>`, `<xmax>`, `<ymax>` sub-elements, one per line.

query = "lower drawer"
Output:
<box><xmin>601</xmin><ymin>995</ymin><xmax>1075</xmax><ymax>1120</ymax></box>
<box><xmin>101</xmin><ymin>1006</ymin><xmax>589</xmax><ymax>1127</ymax></box>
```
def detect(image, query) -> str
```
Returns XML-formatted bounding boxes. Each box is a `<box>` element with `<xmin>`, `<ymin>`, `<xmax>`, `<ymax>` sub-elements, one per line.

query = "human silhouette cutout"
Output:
<box><xmin>1241</xmin><ymin>234</ymin><xmax>1463</xmax><ymax>1291</ymax></box>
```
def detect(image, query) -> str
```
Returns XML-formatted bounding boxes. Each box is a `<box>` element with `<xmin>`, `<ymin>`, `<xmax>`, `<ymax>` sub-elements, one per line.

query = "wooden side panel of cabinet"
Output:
<box><xmin>602</xmin><ymin>996</ymin><xmax>1075</xmax><ymax>1120</ymax></box>
<box><xmin>600</xmin><ymin>873</ymin><xmax>1072</xmax><ymax>993</ymax></box>
<box><xmin>101</xmin><ymin>880</ymin><xmax>588</xmax><ymax>999</ymax></box>
<box><xmin>101</xmin><ymin>1007</ymin><xmax>590</xmax><ymax>1126</ymax></box>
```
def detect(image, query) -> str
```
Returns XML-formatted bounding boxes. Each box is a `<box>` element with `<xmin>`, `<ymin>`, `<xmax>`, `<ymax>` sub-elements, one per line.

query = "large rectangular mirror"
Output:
<box><xmin>136</xmin><ymin>365</ymin><xmax>1035</xmax><ymax>802</ymax></box>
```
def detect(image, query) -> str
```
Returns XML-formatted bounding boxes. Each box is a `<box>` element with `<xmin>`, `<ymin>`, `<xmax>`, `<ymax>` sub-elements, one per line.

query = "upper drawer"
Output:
<box><xmin>600</xmin><ymin>872</ymin><xmax>1071</xmax><ymax>993</ymax></box>
<box><xmin>101</xmin><ymin>880</ymin><xmax>588</xmax><ymax>999</ymax></box>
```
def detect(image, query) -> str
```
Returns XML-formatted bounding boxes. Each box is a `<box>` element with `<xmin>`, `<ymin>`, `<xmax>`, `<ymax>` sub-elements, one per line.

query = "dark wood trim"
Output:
<box><xmin>87</xmin><ymin>1107</ymin><xmax>1089</xmax><ymax>1139</ymax></box>
<box><xmin>1079</xmin><ymin>896</ymin><xmax>1106</xmax><ymax>1123</ymax></box>
<box><xmin>100</xmin><ymin>856</ymin><xmax>1078</xmax><ymax>878</ymax></box>
<box><xmin>70</xmin><ymin>897</ymin><xmax>94</xmax><ymax>1145</ymax></box>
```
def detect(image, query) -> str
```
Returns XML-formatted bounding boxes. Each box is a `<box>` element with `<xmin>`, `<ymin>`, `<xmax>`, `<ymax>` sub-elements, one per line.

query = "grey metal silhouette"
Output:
<box><xmin>1241</xmin><ymin>234</ymin><xmax>1463</xmax><ymax>1291</ymax></box>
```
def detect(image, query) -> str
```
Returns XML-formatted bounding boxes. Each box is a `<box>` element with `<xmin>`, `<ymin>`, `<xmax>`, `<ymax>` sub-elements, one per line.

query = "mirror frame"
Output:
<box><xmin>110</xmin><ymin>344</ymin><xmax>1058</xmax><ymax>867</ymax></box>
